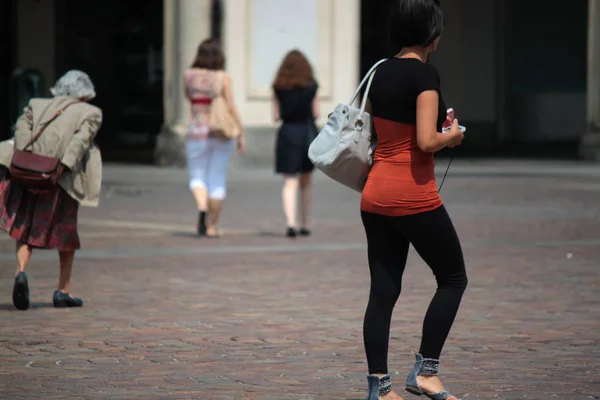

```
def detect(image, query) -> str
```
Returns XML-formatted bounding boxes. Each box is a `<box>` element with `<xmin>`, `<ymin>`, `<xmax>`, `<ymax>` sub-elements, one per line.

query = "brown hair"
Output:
<box><xmin>191</xmin><ymin>38</ymin><xmax>225</xmax><ymax>70</ymax></box>
<box><xmin>272</xmin><ymin>50</ymin><xmax>317</xmax><ymax>91</ymax></box>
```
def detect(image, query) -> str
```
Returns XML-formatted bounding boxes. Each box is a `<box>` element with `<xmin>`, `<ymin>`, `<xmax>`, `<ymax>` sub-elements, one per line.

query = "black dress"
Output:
<box><xmin>274</xmin><ymin>83</ymin><xmax>318</xmax><ymax>174</ymax></box>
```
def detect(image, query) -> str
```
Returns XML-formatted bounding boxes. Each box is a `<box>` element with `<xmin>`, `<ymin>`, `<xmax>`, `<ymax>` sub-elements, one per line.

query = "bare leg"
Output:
<box><xmin>282</xmin><ymin>175</ymin><xmax>299</xmax><ymax>228</ymax></box>
<box><xmin>299</xmin><ymin>173</ymin><xmax>312</xmax><ymax>229</ymax></box>
<box><xmin>206</xmin><ymin>198</ymin><xmax>223</xmax><ymax>237</ymax></box>
<box><xmin>53</xmin><ymin>250</ymin><xmax>83</xmax><ymax>307</ymax></box>
<box><xmin>186</xmin><ymin>138</ymin><xmax>210</xmax><ymax>212</ymax></box>
<box><xmin>13</xmin><ymin>241</ymin><xmax>32</xmax><ymax>310</ymax></box>
<box><xmin>15</xmin><ymin>241</ymin><xmax>32</xmax><ymax>276</ymax></box>
<box><xmin>204</xmin><ymin>138</ymin><xmax>233</xmax><ymax>237</ymax></box>
<box><xmin>58</xmin><ymin>250</ymin><xmax>75</xmax><ymax>294</ymax></box>
<box><xmin>191</xmin><ymin>187</ymin><xmax>208</xmax><ymax>211</ymax></box>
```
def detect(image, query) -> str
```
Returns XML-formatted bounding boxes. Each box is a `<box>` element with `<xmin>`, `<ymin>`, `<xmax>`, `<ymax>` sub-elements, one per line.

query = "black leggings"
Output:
<box><xmin>361</xmin><ymin>205</ymin><xmax>468</xmax><ymax>374</ymax></box>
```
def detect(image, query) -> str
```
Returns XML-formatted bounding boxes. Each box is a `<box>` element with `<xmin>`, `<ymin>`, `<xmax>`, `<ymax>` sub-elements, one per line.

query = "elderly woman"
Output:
<box><xmin>0</xmin><ymin>70</ymin><xmax>102</xmax><ymax>310</ymax></box>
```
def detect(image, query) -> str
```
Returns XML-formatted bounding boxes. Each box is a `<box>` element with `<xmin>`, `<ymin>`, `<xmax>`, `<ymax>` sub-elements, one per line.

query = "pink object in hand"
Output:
<box><xmin>442</xmin><ymin>108</ymin><xmax>454</xmax><ymax>130</ymax></box>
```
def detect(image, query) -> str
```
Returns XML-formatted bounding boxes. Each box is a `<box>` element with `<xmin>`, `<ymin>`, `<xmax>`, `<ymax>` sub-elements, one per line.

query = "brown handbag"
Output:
<box><xmin>9</xmin><ymin>101</ymin><xmax>79</xmax><ymax>192</ymax></box>
<box><xmin>208</xmin><ymin>72</ymin><xmax>241</xmax><ymax>140</ymax></box>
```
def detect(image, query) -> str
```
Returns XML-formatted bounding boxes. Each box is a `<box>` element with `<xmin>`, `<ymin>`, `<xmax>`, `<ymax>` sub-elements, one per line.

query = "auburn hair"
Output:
<box><xmin>191</xmin><ymin>38</ymin><xmax>225</xmax><ymax>70</ymax></box>
<box><xmin>272</xmin><ymin>50</ymin><xmax>317</xmax><ymax>91</ymax></box>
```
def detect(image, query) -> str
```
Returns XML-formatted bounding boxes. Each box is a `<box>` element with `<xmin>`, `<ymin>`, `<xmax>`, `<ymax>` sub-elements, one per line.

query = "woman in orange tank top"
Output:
<box><xmin>360</xmin><ymin>1</ymin><xmax>467</xmax><ymax>400</ymax></box>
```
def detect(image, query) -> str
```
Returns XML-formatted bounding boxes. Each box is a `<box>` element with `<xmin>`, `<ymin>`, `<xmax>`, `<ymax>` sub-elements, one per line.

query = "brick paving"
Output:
<box><xmin>1</xmin><ymin>160</ymin><xmax>599</xmax><ymax>399</ymax></box>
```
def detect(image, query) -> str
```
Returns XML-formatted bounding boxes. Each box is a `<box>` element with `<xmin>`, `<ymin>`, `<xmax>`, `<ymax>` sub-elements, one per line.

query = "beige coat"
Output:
<box><xmin>0</xmin><ymin>96</ymin><xmax>103</xmax><ymax>207</ymax></box>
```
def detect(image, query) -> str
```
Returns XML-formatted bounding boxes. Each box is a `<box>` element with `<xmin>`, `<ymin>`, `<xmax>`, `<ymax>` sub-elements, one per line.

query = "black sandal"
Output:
<box><xmin>197</xmin><ymin>211</ymin><xmax>207</xmax><ymax>236</ymax></box>
<box><xmin>286</xmin><ymin>227</ymin><xmax>297</xmax><ymax>238</ymax></box>
<box><xmin>299</xmin><ymin>228</ymin><xmax>311</xmax><ymax>236</ymax></box>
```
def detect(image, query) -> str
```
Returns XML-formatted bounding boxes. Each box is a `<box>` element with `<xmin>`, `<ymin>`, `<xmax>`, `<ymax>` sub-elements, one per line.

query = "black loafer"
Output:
<box><xmin>53</xmin><ymin>290</ymin><xmax>83</xmax><ymax>308</ymax></box>
<box><xmin>12</xmin><ymin>272</ymin><xmax>30</xmax><ymax>310</ymax></box>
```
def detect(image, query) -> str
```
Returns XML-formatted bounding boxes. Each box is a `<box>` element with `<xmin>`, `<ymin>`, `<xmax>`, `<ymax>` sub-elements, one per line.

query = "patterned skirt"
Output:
<box><xmin>0</xmin><ymin>178</ymin><xmax>80</xmax><ymax>250</ymax></box>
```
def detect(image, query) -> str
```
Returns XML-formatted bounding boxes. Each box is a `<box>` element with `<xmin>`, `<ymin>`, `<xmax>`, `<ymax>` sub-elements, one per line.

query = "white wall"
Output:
<box><xmin>223</xmin><ymin>0</ymin><xmax>360</xmax><ymax>128</ymax></box>
<box><xmin>163</xmin><ymin>0</ymin><xmax>211</xmax><ymax>135</ymax></box>
<box><xmin>16</xmin><ymin>0</ymin><xmax>56</xmax><ymax>93</ymax></box>
<box><xmin>247</xmin><ymin>0</ymin><xmax>320</xmax><ymax>98</ymax></box>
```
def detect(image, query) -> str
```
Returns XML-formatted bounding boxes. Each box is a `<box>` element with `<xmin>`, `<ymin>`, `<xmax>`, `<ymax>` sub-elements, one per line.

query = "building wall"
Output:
<box><xmin>153</xmin><ymin>0</ymin><xmax>595</xmax><ymax>164</ymax></box>
<box><xmin>162</xmin><ymin>0</ymin><xmax>211</xmax><ymax>135</ymax></box>
<box><xmin>436</xmin><ymin>0</ymin><xmax>588</xmax><ymax>146</ymax></box>
<box><xmin>0</xmin><ymin>0</ymin><xmax>15</xmax><ymax>138</ymax></box>
<box><xmin>459</xmin><ymin>0</ymin><xmax>497</xmax><ymax>123</ymax></box>
<box><xmin>506</xmin><ymin>0</ymin><xmax>587</xmax><ymax>143</ymax></box>
<box><xmin>9</xmin><ymin>0</ymin><xmax>595</xmax><ymax>163</ymax></box>
<box><xmin>431</xmin><ymin>0</ymin><xmax>499</xmax><ymax>147</ymax></box>
<box><xmin>579</xmin><ymin>0</ymin><xmax>600</xmax><ymax>160</ymax></box>
<box><xmin>223</xmin><ymin>0</ymin><xmax>360</xmax><ymax>128</ymax></box>
<box><xmin>589</xmin><ymin>0</ymin><xmax>600</xmax><ymax>126</ymax></box>
<box><xmin>16</xmin><ymin>0</ymin><xmax>56</xmax><ymax>94</ymax></box>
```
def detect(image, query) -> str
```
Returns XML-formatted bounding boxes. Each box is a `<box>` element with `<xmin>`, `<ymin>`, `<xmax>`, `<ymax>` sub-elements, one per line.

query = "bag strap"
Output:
<box><xmin>358</xmin><ymin>65</ymin><xmax>382</xmax><ymax>118</ymax></box>
<box><xmin>23</xmin><ymin>100</ymin><xmax>80</xmax><ymax>151</ymax></box>
<box><xmin>347</xmin><ymin>58</ymin><xmax>388</xmax><ymax>109</ymax></box>
<box><xmin>216</xmin><ymin>71</ymin><xmax>225</xmax><ymax>98</ymax></box>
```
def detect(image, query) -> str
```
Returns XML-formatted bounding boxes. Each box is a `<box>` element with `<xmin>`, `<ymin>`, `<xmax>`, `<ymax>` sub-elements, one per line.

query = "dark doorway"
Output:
<box><xmin>360</xmin><ymin>0</ymin><xmax>393</xmax><ymax>81</ymax></box>
<box><xmin>504</xmin><ymin>0</ymin><xmax>587</xmax><ymax>146</ymax></box>
<box><xmin>211</xmin><ymin>0</ymin><xmax>223</xmax><ymax>41</ymax></box>
<box><xmin>0</xmin><ymin>0</ymin><xmax>15</xmax><ymax>140</ymax></box>
<box><xmin>55</xmin><ymin>0</ymin><xmax>164</xmax><ymax>162</ymax></box>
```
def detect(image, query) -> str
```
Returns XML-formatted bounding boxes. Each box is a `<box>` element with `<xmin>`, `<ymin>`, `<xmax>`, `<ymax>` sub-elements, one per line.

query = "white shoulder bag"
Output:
<box><xmin>308</xmin><ymin>59</ymin><xmax>387</xmax><ymax>192</ymax></box>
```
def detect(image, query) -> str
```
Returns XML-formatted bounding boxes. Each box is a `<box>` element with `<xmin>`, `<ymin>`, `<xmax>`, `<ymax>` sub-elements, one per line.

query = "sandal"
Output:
<box><xmin>405</xmin><ymin>354</ymin><xmax>457</xmax><ymax>399</ymax></box>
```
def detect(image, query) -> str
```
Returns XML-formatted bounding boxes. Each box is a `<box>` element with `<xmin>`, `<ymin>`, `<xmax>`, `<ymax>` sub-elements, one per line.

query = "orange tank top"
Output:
<box><xmin>360</xmin><ymin>118</ymin><xmax>442</xmax><ymax>216</ymax></box>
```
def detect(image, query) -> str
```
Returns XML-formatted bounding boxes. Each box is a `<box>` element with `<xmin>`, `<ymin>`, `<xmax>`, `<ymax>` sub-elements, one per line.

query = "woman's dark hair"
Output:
<box><xmin>191</xmin><ymin>38</ymin><xmax>225</xmax><ymax>70</ymax></box>
<box><xmin>389</xmin><ymin>0</ymin><xmax>444</xmax><ymax>52</ymax></box>
<box><xmin>272</xmin><ymin>50</ymin><xmax>317</xmax><ymax>91</ymax></box>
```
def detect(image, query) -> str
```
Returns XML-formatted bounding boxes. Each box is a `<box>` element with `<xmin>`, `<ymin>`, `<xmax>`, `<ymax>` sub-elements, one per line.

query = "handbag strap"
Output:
<box><xmin>216</xmin><ymin>71</ymin><xmax>225</xmax><ymax>98</ymax></box>
<box><xmin>23</xmin><ymin>100</ymin><xmax>80</xmax><ymax>151</ymax></box>
<box><xmin>347</xmin><ymin>58</ymin><xmax>388</xmax><ymax>113</ymax></box>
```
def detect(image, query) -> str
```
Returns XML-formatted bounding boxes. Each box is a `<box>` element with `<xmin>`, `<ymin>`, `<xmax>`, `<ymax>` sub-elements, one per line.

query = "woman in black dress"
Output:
<box><xmin>272</xmin><ymin>50</ymin><xmax>319</xmax><ymax>238</ymax></box>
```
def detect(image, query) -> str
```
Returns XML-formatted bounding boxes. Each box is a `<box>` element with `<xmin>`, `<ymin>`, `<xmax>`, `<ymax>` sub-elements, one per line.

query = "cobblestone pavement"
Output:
<box><xmin>1</xmin><ymin>159</ymin><xmax>599</xmax><ymax>399</ymax></box>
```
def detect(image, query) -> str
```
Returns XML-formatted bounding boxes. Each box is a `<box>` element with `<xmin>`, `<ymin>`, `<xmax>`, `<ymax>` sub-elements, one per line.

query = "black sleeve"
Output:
<box><xmin>414</xmin><ymin>65</ymin><xmax>441</xmax><ymax>96</ymax></box>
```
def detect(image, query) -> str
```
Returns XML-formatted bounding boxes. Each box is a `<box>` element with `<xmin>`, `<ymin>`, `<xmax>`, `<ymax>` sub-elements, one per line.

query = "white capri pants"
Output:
<box><xmin>186</xmin><ymin>138</ymin><xmax>234</xmax><ymax>200</ymax></box>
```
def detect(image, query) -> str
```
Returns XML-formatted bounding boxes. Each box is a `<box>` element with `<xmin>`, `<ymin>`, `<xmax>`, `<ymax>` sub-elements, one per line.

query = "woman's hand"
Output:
<box><xmin>237</xmin><ymin>135</ymin><xmax>246</xmax><ymax>155</ymax></box>
<box><xmin>447</xmin><ymin>119</ymin><xmax>464</xmax><ymax>148</ymax></box>
<box><xmin>51</xmin><ymin>163</ymin><xmax>68</xmax><ymax>186</ymax></box>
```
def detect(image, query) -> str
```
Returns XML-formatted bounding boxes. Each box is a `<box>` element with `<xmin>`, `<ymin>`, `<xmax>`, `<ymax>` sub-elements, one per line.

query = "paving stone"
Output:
<box><xmin>1</xmin><ymin>162</ymin><xmax>600</xmax><ymax>398</ymax></box>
